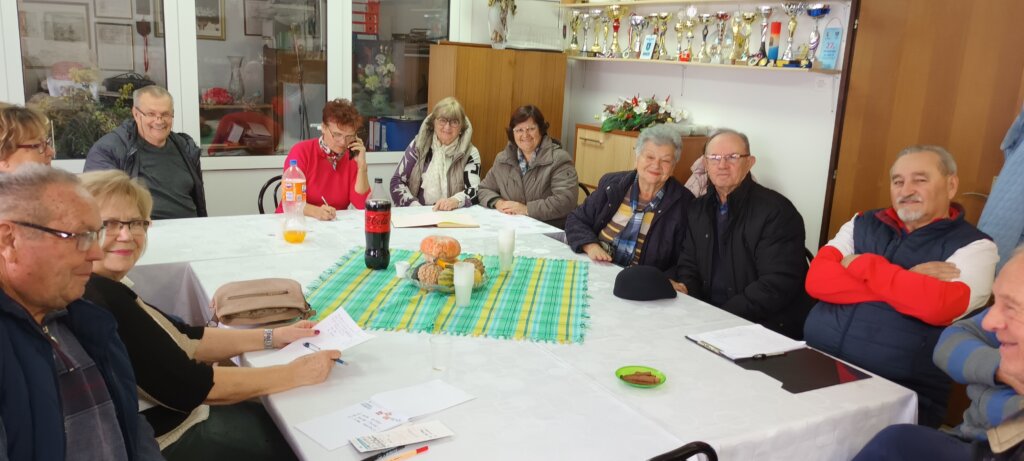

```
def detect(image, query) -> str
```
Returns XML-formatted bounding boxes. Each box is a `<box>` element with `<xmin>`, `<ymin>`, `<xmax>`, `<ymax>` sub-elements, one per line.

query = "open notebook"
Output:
<box><xmin>392</xmin><ymin>212</ymin><xmax>479</xmax><ymax>228</ymax></box>
<box><xmin>686</xmin><ymin>324</ymin><xmax>806</xmax><ymax>361</ymax></box>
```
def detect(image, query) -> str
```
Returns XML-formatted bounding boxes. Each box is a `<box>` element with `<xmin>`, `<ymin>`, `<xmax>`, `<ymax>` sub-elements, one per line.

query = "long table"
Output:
<box><xmin>130</xmin><ymin>207</ymin><xmax>916</xmax><ymax>460</ymax></box>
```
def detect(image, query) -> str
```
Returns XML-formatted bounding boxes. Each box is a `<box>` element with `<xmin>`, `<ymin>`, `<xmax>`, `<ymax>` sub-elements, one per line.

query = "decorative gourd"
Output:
<box><xmin>417</xmin><ymin>263</ymin><xmax>443</xmax><ymax>286</ymax></box>
<box><xmin>462</xmin><ymin>257</ymin><xmax>486</xmax><ymax>274</ymax></box>
<box><xmin>437</xmin><ymin>268</ymin><xmax>455</xmax><ymax>288</ymax></box>
<box><xmin>420</xmin><ymin>235</ymin><xmax>462</xmax><ymax>263</ymax></box>
<box><xmin>473</xmin><ymin>269</ymin><xmax>484</xmax><ymax>288</ymax></box>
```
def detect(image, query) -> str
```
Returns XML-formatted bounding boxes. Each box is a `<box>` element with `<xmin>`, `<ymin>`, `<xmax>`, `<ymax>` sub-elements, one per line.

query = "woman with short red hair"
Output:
<box><xmin>275</xmin><ymin>98</ymin><xmax>370</xmax><ymax>220</ymax></box>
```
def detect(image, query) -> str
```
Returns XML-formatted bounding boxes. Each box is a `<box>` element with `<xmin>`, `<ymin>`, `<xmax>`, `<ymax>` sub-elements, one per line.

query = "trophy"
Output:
<box><xmin>593</xmin><ymin>9</ymin><xmax>608</xmax><ymax>56</ymax></box>
<box><xmin>607</xmin><ymin>5</ymin><xmax>627</xmax><ymax>58</ymax></box>
<box><xmin>805</xmin><ymin>3</ymin><xmax>831</xmax><ymax>64</ymax></box>
<box><xmin>676</xmin><ymin>6</ymin><xmax>698</xmax><ymax>61</ymax></box>
<box><xmin>727</xmin><ymin>15</ymin><xmax>742</xmax><ymax>63</ymax></box>
<box><xmin>656</xmin><ymin>12</ymin><xmax>672</xmax><ymax>60</ymax></box>
<box><xmin>696</xmin><ymin>13</ymin><xmax>713</xmax><ymax>63</ymax></box>
<box><xmin>628</xmin><ymin>13</ymin><xmax>649</xmax><ymax>59</ymax></box>
<box><xmin>568</xmin><ymin>11</ymin><xmax>582</xmax><ymax>53</ymax></box>
<box><xmin>781</xmin><ymin>2</ymin><xmax>806</xmax><ymax>61</ymax></box>
<box><xmin>581</xmin><ymin>12</ymin><xmax>592</xmax><ymax>56</ymax></box>
<box><xmin>734</xmin><ymin>11</ymin><xmax>758</xmax><ymax>63</ymax></box>
<box><xmin>710</xmin><ymin>11</ymin><xmax>730</xmax><ymax>64</ymax></box>
<box><xmin>750</xmin><ymin>5</ymin><xmax>774</xmax><ymax>64</ymax></box>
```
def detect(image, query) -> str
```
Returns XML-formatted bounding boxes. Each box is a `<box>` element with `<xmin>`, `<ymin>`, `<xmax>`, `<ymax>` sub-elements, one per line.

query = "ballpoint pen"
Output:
<box><xmin>384</xmin><ymin>446</ymin><xmax>428</xmax><ymax>461</ymax></box>
<box><xmin>321</xmin><ymin>195</ymin><xmax>330</xmax><ymax>207</ymax></box>
<box><xmin>303</xmin><ymin>342</ymin><xmax>346</xmax><ymax>365</ymax></box>
<box><xmin>360</xmin><ymin>445</ymin><xmax>406</xmax><ymax>461</ymax></box>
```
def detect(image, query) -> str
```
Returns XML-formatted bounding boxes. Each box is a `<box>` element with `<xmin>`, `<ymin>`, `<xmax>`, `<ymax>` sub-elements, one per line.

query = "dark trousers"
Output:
<box><xmin>853</xmin><ymin>424</ymin><xmax>972</xmax><ymax>461</ymax></box>
<box><xmin>162</xmin><ymin>401</ymin><xmax>298</xmax><ymax>461</ymax></box>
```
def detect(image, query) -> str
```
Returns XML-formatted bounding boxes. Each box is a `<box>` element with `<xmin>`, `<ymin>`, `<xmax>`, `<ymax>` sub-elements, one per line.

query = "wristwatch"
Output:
<box><xmin>263</xmin><ymin>328</ymin><xmax>274</xmax><ymax>349</ymax></box>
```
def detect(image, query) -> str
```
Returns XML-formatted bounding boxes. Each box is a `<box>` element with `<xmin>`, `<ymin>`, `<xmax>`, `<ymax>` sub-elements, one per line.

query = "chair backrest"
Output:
<box><xmin>579</xmin><ymin>183</ymin><xmax>592</xmax><ymax>197</ymax></box>
<box><xmin>647</xmin><ymin>441</ymin><xmax>718</xmax><ymax>461</ymax></box>
<box><xmin>258</xmin><ymin>174</ymin><xmax>282</xmax><ymax>214</ymax></box>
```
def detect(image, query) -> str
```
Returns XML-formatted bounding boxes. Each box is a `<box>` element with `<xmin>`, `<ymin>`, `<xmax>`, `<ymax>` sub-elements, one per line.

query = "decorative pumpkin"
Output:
<box><xmin>462</xmin><ymin>257</ymin><xmax>486</xmax><ymax>274</ymax></box>
<box><xmin>417</xmin><ymin>263</ymin><xmax>443</xmax><ymax>286</ymax></box>
<box><xmin>420</xmin><ymin>235</ymin><xmax>462</xmax><ymax>263</ymax></box>
<box><xmin>437</xmin><ymin>268</ymin><xmax>455</xmax><ymax>288</ymax></box>
<box><xmin>473</xmin><ymin>269</ymin><xmax>484</xmax><ymax>288</ymax></box>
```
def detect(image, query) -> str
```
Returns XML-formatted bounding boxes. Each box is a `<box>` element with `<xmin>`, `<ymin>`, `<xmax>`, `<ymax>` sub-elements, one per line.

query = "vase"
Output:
<box><xmin>488</xmin><ymin>4</ymin><xmax>509</xmax><ymax>49</ymax></box>
<box><xmin>226</xmin><ymin>55</ymin><xmax>245</xmax><ymax>103</ymax></box>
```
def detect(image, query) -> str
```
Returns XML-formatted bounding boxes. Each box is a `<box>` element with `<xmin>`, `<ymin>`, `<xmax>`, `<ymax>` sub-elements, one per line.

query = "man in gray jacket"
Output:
<box><xmin>85</xmin><ymin>85</ymin><xmax>207</xmax><ymax>219</ymax></box>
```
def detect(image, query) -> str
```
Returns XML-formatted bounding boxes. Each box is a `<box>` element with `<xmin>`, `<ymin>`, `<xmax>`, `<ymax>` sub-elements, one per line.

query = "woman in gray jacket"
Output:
<box><xmin>478</xmin><ymin>105</ymin><xmax>579</xmax><ymax>228</ymax></box>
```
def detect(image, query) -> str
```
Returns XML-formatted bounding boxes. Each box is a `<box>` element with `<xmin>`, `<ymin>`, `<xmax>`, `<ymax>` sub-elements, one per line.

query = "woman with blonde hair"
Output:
<box><xmin>79</xmin><ymin>169</ymin><xmax>341</xmax><ymax>461</ymax></box>
<box><xmin>0</xmin><ymin>104</ymin><xmax>54</xmax><ymax>172</ymax></box>
<box><xmin>390</xmin><ymin>96</ymin><xmax>481</xmax><ymax>210</ymax></box>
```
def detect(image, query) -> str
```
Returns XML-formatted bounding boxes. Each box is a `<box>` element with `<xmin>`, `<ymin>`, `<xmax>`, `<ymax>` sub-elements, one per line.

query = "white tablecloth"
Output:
<box><xmin>130</xmin><ymin>207</ymin><xmax>917</xmax><ymax>461</ymax></box>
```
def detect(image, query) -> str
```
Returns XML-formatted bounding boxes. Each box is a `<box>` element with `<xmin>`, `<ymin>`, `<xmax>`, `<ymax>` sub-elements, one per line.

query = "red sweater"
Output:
<box><xmin>275</xmin><ymin>138</ymin><xmax>369</xmax><ymax>213</ymax></box>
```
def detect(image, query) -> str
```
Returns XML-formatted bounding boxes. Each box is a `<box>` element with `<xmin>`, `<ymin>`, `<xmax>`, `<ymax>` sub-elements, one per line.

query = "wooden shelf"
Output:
<box><xmin>567</xmin><ymin>55</ymin><xmax>841</xmax><ymax>74</ymax></box>
<box><xmin>559</xmin><ymin>0</ymin><xmax>850</xmax><ymax>8</ymax></box>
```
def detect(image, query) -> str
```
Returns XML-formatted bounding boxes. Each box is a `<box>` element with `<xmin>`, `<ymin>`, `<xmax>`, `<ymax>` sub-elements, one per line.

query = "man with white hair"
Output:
<box><xmin>85</xmin><ymin>85</ymin><xmax>206</xmax><ymax>219</ymax></box>
<box><xmin>804</xmin><ymin>145</ymin><xmax>999</xmax><ymax>428</ymax></box>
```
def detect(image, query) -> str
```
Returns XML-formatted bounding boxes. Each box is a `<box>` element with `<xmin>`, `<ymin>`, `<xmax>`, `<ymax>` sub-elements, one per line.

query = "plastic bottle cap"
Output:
<box><xmin>290</xmin><ymin>159</ymin><xmax>298</xmax><ymax>166</ymax></box>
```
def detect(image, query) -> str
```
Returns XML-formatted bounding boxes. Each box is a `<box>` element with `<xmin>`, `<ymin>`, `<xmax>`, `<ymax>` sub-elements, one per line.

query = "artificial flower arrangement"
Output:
<box><xmin>487</xmin><ymin>0</ymin><xmax>517</xmax><ymax>44</ymax></box>
<box><xmin>359</xmin><ymin>47</ymin><xmax>396</xmax><ymax>93</ymax></box>
<box><xmin>201</xmin><ymin>87</ymin><xmax>233</xmax><ymax>105</ymax></box>
<box><xmin>596</xmin><ymin>95</ymin><xmax>688</xmax><ymax>132</ymax></box>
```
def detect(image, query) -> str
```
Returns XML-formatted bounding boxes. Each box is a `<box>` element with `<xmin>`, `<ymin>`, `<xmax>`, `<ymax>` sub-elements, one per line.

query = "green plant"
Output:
<box><xmin>29</xmin><ymin>69</ymin><xmax>134</xmax><ymax>159</ymax></box>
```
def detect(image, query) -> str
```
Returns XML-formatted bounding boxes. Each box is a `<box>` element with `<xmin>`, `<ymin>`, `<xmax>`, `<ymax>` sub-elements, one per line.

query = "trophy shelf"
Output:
<box><xmin>566</xmin><ymin>55</ymin><xmax>840</xmax><ymax>74</ymax></box>
<box><xmin>559</xmin><ymin>0</ymin><xmax>851</xmax><ymax>8</ymax></box>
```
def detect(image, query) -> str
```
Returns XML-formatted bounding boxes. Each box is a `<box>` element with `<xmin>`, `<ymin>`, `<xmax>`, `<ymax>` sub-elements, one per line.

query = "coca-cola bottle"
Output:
<box><xmin>365</xmin><ymin>178</ymin><xmax>391</xmax><ymax>269</ymax></box>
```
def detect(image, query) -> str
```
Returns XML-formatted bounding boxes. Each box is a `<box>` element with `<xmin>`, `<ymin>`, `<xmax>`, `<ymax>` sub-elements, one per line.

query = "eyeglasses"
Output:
<box><xmin>134</xmin><ymin>108</ymin><xmax>174</xmax><ymax>121</ymax></box>
<box><xmin>513</xmin><ymin>125</ymin><xmax>539</xmax><ymax>136</ymax></box>
<box><xmin>328</xmin><ymin>130</ymin><xmax>358</xmax><ymax>143</ymax></box>
<box><xmin>705</xmin><ymin>153</ymin><xmax>751</xmax><ymax>164</ymax></box>
<box><xmin>102</xmin><ymin>219</ymin><xmax>151</xmax><ymax>236</ymax></box>
<box><xmin>15</xmin><ymin>138</ymin><xmax>54</xmax><ymax>155</ymax></box>
<box><xmin>11</xmin><ymin>221</ymin><xmax>105</xmax><ymax>252</ymax></box>
<box><xmin>435</xmin><ymin>117</ymin><xmax>461</xmax><ymax>127</ymax></box>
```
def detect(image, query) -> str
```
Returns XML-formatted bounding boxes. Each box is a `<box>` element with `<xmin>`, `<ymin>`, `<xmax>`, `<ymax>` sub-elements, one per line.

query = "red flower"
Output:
<box><xmin>631</xmin><ymin>96</ymin><xmax>639</xmax><ymax>105</ymax></box>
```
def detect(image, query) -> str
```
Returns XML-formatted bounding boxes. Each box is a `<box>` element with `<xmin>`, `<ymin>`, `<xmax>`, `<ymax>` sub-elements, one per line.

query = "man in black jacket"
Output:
<box><xmin>85</xmin><ymin>85</ymin><xmax>207</xmax><ymax>219</ymax></box>
<box><xmin>674</xmin><ymin>128</ymin><xmax>813</xmax><ymax>339</ymax></box>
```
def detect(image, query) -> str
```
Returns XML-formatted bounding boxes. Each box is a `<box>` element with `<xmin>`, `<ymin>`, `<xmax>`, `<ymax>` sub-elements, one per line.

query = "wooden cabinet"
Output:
<box><xmin>428</xmin><ymin>42</ymin><xmax>567</xmax><ymax>175</ymax></box>
<box><xmin>574</xmin><ymin>123</ymin><xmax>707</xmax><ymax>189</ymax></box>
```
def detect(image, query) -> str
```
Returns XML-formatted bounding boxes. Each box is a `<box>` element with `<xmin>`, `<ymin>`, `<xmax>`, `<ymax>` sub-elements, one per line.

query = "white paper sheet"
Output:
<box><xmin>295</xmin><ymin>400</ymin><xmax>408</xmax><ymax>451</ymax></box>
<box><xmin>371</xmin><ymin>379</ymin><xmax>475</xmax><ymax>419</ymax></box>
<box><xmin>350</xmin><ymin>421</ymin><xmax>454</xmax><ymax>452</ymax></box>
<box><xmin>686</xmin><ymin>324</ymin><xmax>806</xmax><ymax>360</ymax></box>
<box><xmin>247</xmin><ymin>307</ymin><xmax>374</xmax><ymax>367</ymax></box>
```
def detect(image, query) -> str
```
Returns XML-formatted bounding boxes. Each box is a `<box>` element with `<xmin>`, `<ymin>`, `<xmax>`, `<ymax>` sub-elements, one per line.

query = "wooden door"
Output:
<box><xmin>825</xmin><ymin>0</ymin><xmax>1024</xmax><ymax>244</ymax></box>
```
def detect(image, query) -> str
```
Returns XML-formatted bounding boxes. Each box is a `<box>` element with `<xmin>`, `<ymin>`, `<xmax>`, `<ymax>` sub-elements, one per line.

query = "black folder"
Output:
<box><xmin>734</xmin><ymin>348</ymin><xmax>871</xmax><ymax>393</ymax></box>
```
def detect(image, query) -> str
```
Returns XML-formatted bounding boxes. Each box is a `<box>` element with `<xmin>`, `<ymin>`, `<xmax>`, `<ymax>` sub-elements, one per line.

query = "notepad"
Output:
<box><xmin>391</xmin><ymin>212</ymin><xmax>479</xmax><ymax>228</ymax></box>
<box><xmin>246</xmin><ymin>307</ymin><xmax>374</xmax><ymax>367</ymax></box>
<box><xmin>686</xmin><ymin>324</ymin><xmax>806</xmax><ymax>361</ymax></box>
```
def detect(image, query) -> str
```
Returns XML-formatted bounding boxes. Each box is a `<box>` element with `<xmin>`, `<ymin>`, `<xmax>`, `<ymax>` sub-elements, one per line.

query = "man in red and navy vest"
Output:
<box><xmin>804</xmin><ymin>145</ymin><xmax>999</xmax><ymax>428</ymax></box>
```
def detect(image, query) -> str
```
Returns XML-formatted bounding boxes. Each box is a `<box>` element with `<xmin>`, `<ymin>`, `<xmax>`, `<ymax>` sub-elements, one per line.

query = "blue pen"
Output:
<box><xmin>303</xmin><ymin>342</ymin><xmax>346</xmax><ymax>365</ymax></box>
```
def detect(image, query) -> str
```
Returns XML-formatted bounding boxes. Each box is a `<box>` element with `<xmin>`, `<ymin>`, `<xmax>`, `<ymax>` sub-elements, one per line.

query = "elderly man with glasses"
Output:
<box><xmin>673</xmin><ymin>128</ymin><xmax>815</xmax><ymax>340</ymax></box>
<box><xmin>85</xmin><ymin>85</ymin><xmax>207</xmax><ymax>219</ymax></box>
<box><xmin>804</xmin><ymin>145</ymin><xmax>999</xmax><ymax>428</ymax></box>
<box><xmin>0</xmin><ymin>164</ymin><xmax>163</xmax><ymax>460</ymax></box>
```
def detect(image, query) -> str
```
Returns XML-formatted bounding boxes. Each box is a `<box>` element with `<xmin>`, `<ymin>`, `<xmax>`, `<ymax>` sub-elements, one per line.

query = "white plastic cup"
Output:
<box><xmin>394</xmin><ymin>261</ymin><xmax>410</xmax><ymax>279</ymax></box>
<box><xmin>453</xmin><ymin>262</ymin><xmax>474</xmax><ymax>307</ymax></box>
<box><xmin>498</xmin><ymin>228</ymin><xmax>516</xmax><ymax>272</ymax></box>
<box><xmin>429</xmin><ymin>335</ymin><xmax>452</xmax><ymax>371</ymax></box>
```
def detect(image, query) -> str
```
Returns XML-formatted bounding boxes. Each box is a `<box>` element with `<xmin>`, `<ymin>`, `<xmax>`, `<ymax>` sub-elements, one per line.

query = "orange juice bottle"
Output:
<box><xmin>283</xmin><ymin>228</ymin><xmax>307</xmax><ymax>244</ymax></box>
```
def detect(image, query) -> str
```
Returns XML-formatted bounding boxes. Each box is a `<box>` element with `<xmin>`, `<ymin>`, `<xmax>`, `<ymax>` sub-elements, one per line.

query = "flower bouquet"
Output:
<box><xmin>201</xmin><ymin>87</ymin><xmax>233</xmax><ymax>105</ymax></box>
<box><xmin>596</xmin><ymin>95</ymin><xmax>687</xmax><ymax>132</ymax></box>
<box><xmin>355</xmin><ymin>44</ymin><xmax>398</xmax><ymax>115</ymax></box>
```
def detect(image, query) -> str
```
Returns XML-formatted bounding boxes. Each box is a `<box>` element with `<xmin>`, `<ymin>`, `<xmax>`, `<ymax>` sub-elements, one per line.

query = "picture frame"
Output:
<box><xmin>153</xmin><ymin>0</ymin><xmax>163</xmax><ymax>37</ymax></box>
<box><xmin>18</xmin><ymin>2</ymin><xmax>93</xmax><ymax>69</ymax></box>
<box><xmin>95</xmin><ymin>0</ymin><xmax>132</xmax><ymax>20</ymax></box>
<box><xmin>134</xmin><ymin>0</ymin><xmax>151</xmax><ymax>16</ymax></box>
<box><xmin>196</xmin><ymin>0</ymin><xmax>226</xmax><ymax>41</ymax></box>
<box><xmin>96</xmin><ymin>22</ymin><xmax>134</xmax><ymax>71</ymax></box>
<box><xmin>639</xmin><ymin>35</ymin><xmax>656</xmax><ymax>60</ymax></box>
<box><xmin>244</xmin><ymin>0</ymin><xmax>267</xmax><ymax>37</ymax></box>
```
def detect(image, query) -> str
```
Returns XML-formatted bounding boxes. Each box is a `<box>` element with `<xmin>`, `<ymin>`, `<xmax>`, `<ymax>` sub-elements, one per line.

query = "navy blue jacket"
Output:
<box><xmin>0</xmin><ymin>290</ymin><xmax>147</xmax><ymax>460</ymax></box>
<box><xmin>804</xmin><ymin>206</ymin><xmax>991</xmax><ymax>427</ymax></box>
<box><xmin>565</xmin><ymin>170</ymin><xmax>694</xmax><ymax>273</ymax></box>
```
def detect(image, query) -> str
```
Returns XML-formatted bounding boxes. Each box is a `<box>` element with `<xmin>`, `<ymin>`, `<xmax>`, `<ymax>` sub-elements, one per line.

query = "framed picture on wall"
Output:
<box><xmin>95</xmin><ymin>0</ymin><xmax>132</xmax><ymax>20</ymax></box>
<box><xmin>96</xmin><ymin>22</ymin><xmax>134</xmax><ymax>70</ymax></box>
<box><xmin>18</xmin><ymin>2</ymin><xmax>93</xmax><ymax>69</ymax></box>
<box><xmin>153</xmin><ymin>0</ymin><xmax>163</xmax><ymax>37</ymax></box>
<box><xmin>196</xmin><ymin>0</ymin><xmax>226</xmax><ymax>40</ymax></box>
<box><xmin>244</xmin><ymin>0</ymin><xmax>267</xmax><ymax>37</ymax></box>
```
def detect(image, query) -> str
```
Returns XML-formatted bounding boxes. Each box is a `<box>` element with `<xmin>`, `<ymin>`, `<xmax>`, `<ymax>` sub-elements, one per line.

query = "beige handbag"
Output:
<box><xmin>211</xmin><ymin>278</ymin><xmax>313</xmax><ymax>326</ymax></box>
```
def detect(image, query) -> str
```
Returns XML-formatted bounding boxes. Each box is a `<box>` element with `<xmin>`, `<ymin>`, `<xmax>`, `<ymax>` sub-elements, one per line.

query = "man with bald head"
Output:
<box><xmin>674</xmin><ymin>128</ymin><xmax>814</xmax><ymax>339</ymax></box>
<box><xmin>805</xmin><ymin>145</ymin><xmax>999</xmax><ymax>428</ymax></box>
<box><xmin>0</xmin><ymin>164</ymin><xmax>161</xmax><ymax>460</ymax></box>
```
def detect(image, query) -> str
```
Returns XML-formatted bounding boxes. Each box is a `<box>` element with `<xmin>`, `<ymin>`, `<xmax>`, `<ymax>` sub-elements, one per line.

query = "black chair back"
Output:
<box><xmin>258</xmin><ymin>175</ymin><xmax>282</xmax><ymax>214</ymax></box>
<box><xmin>579</xmin><ymin>183</ymin><xmax>592</xmax><ymax>197</ymax></box>
<box><xmin>647</xmin><ymin>441</ymin><xmax>718</xmax><ymax>461</ymax></box>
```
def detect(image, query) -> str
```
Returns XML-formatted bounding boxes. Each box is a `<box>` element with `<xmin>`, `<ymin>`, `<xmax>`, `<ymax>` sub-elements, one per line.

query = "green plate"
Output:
<box><xmin>615</xmin><ymin>365</ymin><xmax>666</xmax><ymax>388</ymax></box>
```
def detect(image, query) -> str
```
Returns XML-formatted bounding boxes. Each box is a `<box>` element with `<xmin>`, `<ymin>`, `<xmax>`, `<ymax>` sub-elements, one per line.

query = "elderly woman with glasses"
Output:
<box><xmin>79</xmin><ymin>169</ymin><xmax>341</xmax><ymax>461</ymax></box>
<box><xmin>478</xmin><ymin>105</ymin><xmax>579</xmax><ymax>228</ymax></box>
<box><xmin>0</xmin><ymin>104</ymin><xmax>55</xmax><ymax>172</ymax></box>
<box><xmin>275</xmin><ymin>98</ymin><xmax>370</xmax><ymax>220</ymax></box>
<box><xmin>565</xmin><ymin>123</ymin><xmax>695</xmax><ymax>272</ymax></box>
<box><xmin>390</xmin><ymin>97</ymin><xmax>481</xmax><ymax>210</ymax></box>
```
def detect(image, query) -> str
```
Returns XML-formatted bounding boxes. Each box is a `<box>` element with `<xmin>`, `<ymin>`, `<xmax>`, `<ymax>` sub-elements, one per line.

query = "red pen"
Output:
<box><xmin>384</xmin><ymin>446</ymin><xmax>428</xmax><ymax>461</ymax></box>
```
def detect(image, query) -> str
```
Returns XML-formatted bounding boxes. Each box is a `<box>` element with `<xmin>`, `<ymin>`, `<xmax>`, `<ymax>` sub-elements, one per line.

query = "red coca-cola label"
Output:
<box><xmin>365</xmin><ymin>211</ymin><xmax>390</xmax><ymax>233</ymax></box>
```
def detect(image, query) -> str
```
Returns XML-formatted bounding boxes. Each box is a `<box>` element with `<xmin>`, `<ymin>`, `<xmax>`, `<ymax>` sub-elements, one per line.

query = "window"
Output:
<box><xmin>17</xmin><ymin>0</ymin><xmax>169</xmax><ymax>159</ymax></box>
